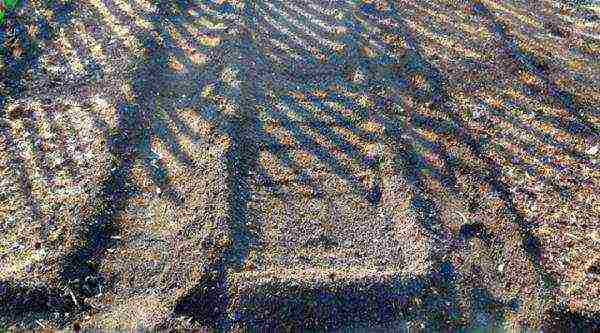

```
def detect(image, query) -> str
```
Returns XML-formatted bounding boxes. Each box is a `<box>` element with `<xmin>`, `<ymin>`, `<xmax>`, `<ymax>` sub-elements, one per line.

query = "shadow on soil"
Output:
<box><xmin>0</xmin><ymin>280</ymin><xmax>78</xmax><ymax>327</ymax></box>
<box><xmin>0</xmin><ymin>0</ymin><xmax>83</xmax><ymax>109</ymax></box>
<box><xmin>170</xmin><ymin>0</ymin><xmax>576</xmax><ymax>329</ymax></box>
<box><xmin>2</xmin><ymin>0</ymin><xmax>598</xmax><ymax>330</ymax></box>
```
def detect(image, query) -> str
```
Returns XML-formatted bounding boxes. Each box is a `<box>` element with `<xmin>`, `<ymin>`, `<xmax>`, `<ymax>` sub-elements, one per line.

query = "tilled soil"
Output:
<box><xmin>1</xmin><ymin>0</ymin><xmax>599</xmax><ymax>331</ymax></box>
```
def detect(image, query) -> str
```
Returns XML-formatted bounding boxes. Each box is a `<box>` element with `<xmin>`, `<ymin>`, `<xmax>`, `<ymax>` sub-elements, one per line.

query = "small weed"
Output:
<box><xmin>0</xmin><ymin>0</ymin><xmax>21</xmax><ymax>25</ymax></box>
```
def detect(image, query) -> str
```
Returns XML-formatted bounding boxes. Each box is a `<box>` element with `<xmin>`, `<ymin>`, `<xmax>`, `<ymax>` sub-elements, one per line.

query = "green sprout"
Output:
<box><xmin>0</xmin><ymin>0</ymin><xmax>21</xmax><ymax>25</ymax></box>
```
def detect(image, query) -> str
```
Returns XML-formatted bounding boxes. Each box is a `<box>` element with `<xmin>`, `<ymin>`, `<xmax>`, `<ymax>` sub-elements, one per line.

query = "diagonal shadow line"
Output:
<box><xmin>151</xmin><ymin>120</ymin><xmax>196</xmax><ymax>167</ymax></box>
<box><xmin>472</xmin><ymin>1</ymin><xmax>598</xmax><ymax>141</ymax></box>
<box><xmin>371</xmin><ymin>0</ymin><xmax>558</xmax><ymax>294</ymax></box>
<box><xmin>485</xmin><ymin>141</ymin><xmax>576</xmax><ymax>200</ymax></box>
<box><xmin>37</xmin><ymin>106</ymin><xmax>81</xmax><ymax>178</ymax></box>
<box><xmin>11</xmin><ymin>112</ymin><xmax>54</xmax><ymax>186</ymax></box>
<box><xmin>96</xmin><ymin>0</ymin><xmax>207</xmax><ymax>73</ymax></box>
<box><xmin>398</xmin><ymin>5</ymin><xmax>472</xmax><ymax>45</ymax></box>
<box><xmin>473</xmin><ymin>107</ymin><xmax>587</xmax><ymax>175</ymax></box>
<box><xmin>285</xmin><ymin>0</ymin><xmax>351</xmax><ymax>37</ymax></box>
<box><xmin>261</xmin><ymin>103</ymin><xmax>370</xmax><ymax>198</ymax></box>
<box><xmin>96</xmin><ymin>0</ymin><xmax>226</xmax><ymax>170</ymax></box>
<box><xmin>306</xmin><ymin>92</ymin><xmax>380</xmax><ymax>140</ymax></box>
<box><xmin>253</xmin><ymin>3</ymin><xmax>339</xmax><ymax>66</ymax></box>
<box><xmin>433</xmin><ymin>70</ymin><xmax>556</xmax><ymax>287</ymax></box>
<box><xmin>248</xmin><ymin>60</ymin><xmax>377</xmax><ymax>200</ymax></box>
<box><xmin>58</xmin><ymin>29</ymin><xmax>185</xmax><ymax>295</ymax></box>
<box><xmin>0</xmin><ymin>123</ymin><xmax>41</xmax><ymax>223</ymax></box>
<box><xmin>482</xmin><ymin>97</ymin><xmax>593</xmax><ymax>166</ymax></box>
<box><xmin>283</xmin><ymin>94</ymin><xmax>372</xmax><ymax>166</ymax></box>
<box><xmin>0</xmin><ymin>0</ymin><xmax>76</xmax><ymax>109</ymax></box>
<box><xmin>407</xmin><ymin>127</ymin><xmax>459</xmax><ymax>188</ymax></box>
<box><xmin>255</xmin><ymin>128</ymin><xmax>327</xmax><ymax>196</ymax></box>
<box><xmin>258</xmin><ymin>1</ymin><xmax>346</xmax><ymax>41</ymax></box>
<box><xmin>166</xmin><ymin>108</ymin><xmax>212</xmax><ymax>143</ymax></box>
<box><xmin>259</xmin><ymin>0</ymin><xmax>348</xmax><ymax>53</ymax></box>
<box><xmin>252</xmin><ymin>1</ymin><xmax>366</xmax><ymax>75</ymax></box>
<box><xmin>406</xmin><ymin>108</ymin><xmax>586</xmax><ymax>195</ymax></box>
<box><xmin>172</xmin><ymin>4</ymin><xmax>262</xmax><ymax>328</ymax></box>
<box><xmin>264</xmin><ymin>92</ymin><xmax>388</xmax><ymax>203</ymax></box>
<box><xmin>173</xmin><ymin>0</ymin><xmax>381</xmax><ymax>325</ymax></box>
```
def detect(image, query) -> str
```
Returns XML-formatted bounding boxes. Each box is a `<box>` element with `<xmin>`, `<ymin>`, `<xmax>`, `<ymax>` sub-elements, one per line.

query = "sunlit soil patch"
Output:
<box><xmin>0</xmin><ymin>97</ymin><xmax>113</xmax><ymax>281</ymax></box>
<box><xmin>438</xmin><ymin>51</ymin><xmax>599</xmax><ymax>323</ymax></box>
<box><xmin>1</xmin><ymin>0</ymin><xmax>599</xmax><ymax>330</ymax></box>
<box><xmin>2</xmin><ymin>0</ymin><xmax>239</xmax><ymax>328</ymax></box>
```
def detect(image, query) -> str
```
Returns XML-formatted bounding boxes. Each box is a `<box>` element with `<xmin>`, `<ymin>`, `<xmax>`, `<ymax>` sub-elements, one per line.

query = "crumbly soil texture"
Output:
<box><xmin>1</xmin><ymin>0</ymin><xmax>599</xmax><ymax>331</ymax></box>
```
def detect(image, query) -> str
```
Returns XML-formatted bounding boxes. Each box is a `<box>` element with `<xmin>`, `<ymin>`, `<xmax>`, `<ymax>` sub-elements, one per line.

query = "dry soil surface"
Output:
<box><xmin>1</xmin><ymin>0</ymin><xmax>599</xmax><ymax>331</ymax></box>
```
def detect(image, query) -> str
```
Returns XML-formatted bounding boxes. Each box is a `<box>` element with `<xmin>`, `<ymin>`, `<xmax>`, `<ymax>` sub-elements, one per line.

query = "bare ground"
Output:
<box><xmin>1</xmin><ymin>0</ymin><xmax>599</xmax><ymax>331</ymax></box>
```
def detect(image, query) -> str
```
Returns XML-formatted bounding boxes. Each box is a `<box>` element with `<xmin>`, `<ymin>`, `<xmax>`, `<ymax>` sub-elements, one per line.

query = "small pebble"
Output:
<box><xmin>587</xmin><ymin>258</ymin><xmax>600</xmax><ymax>275</ymax></box>
<box><xmin>6</xmin><ymin>105</ymin><xmax>32</xmax><ymax>120</ymax></box>
<box><xmin>585</xmin><ymin>145</ymin><xmax>598</xmax><ymax>156</ymax></box>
